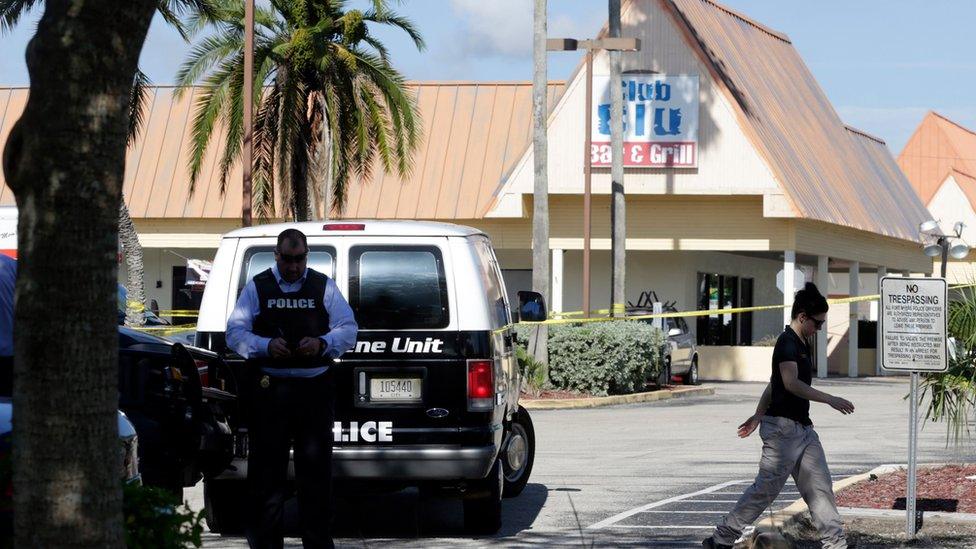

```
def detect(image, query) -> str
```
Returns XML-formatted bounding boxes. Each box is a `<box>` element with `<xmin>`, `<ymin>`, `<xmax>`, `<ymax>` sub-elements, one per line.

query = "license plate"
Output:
<box><xmin>370</xmin><ymin>377</ymin><xmax>422</xmax><ymax>401</ymax></box>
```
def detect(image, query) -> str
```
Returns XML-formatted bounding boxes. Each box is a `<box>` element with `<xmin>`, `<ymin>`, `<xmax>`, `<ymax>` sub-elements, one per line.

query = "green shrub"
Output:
<box><xmin>123</xmin><ymin>483</ymin><xmax>205</xmax><ymax>549</ymax></box>
<box><xmin>517</xmin><ymin>321</ymin><xmax>665</xmax><ymax>396</ymax></box>
<box><xmin>514</xmin><ymin>343</ymin><xmax>548</xmax><ymax>395</ymax></box>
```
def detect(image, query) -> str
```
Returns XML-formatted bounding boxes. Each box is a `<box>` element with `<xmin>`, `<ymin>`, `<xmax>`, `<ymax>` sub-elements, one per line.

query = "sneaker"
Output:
<box><xmin>701</xmin><ymin>537</ymin><xmax>733</xmax><ymax>549</ymax></box>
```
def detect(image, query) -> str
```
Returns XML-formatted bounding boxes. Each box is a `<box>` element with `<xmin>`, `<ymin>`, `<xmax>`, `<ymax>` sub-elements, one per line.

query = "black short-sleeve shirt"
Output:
<box><xmin>766</xmin><ymin>326</ymin><xmax>813</xmax><ymax>426</ymax></box>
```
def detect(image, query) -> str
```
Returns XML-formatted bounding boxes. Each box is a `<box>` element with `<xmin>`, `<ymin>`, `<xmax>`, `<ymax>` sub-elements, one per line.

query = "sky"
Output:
<box><xmin>2</xmin><ymin>0</ymin><xmax>975</xmax><ymax>153</ymax></box>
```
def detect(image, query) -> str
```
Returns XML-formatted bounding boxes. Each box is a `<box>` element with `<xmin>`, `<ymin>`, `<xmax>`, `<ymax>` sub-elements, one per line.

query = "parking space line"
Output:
<box><xmin>607</xmin><ymin>525</ymin><xmax>715</xmax><ymax>529</ymax></box>
<box><xmin>587</xmin><ymin>479</ymin><xmax>748</xmax><ymax>530</ymax></box>
<box><xmin>641</xmin><ymin>510</ymin><xmax>727</xmax><ymax>514</ymax></box>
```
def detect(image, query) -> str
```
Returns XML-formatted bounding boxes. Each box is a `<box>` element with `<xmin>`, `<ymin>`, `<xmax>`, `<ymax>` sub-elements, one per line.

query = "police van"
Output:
<box><xmin>194</xmin><ymin>220</ymin><xmax>546</xmax><ymax>535</ymax></box>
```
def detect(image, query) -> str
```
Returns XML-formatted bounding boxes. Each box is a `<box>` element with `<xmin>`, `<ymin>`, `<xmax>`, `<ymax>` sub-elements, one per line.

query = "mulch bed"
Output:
<box><xmin>836</xmin><ymin>465</ymin><xmax>976</xmax><ymax>513</ymax></box>
<box><xmin>520</xmin><ymin>389</ymin><xmax>595</xmax><ymax>400</ymax></box>
<box><xmin>519</xmin><ymin>384</ymin><xmax>684</xmax><ymax>400</ymax></box>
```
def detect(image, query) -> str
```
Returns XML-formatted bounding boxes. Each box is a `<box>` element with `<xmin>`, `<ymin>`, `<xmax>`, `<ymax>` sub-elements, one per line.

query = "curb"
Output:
<box><xmin>757</xmin><ymin>463</ymin><xmax>976</xmax><ymax>533</ymax></box>
<box><xmin>521</xmin><ymin>385</ymin><xmax>715</xmax><ymax>410</ymax></box>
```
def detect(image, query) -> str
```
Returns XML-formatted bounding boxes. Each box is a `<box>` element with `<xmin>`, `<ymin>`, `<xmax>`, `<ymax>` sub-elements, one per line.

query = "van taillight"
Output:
<box><xmin>467</xmin><ymin>359</ymin><xmax>494</xmax><ymax>411</ymax></box>
<box><xmin>323</xmin><ymin>223</ymin><xmax>365</xmax><ymax>231</ymax></box>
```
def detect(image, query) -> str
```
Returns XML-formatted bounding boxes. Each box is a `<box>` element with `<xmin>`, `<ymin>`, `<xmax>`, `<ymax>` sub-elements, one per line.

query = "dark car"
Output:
<box><xmin>117</xmin><ymin>326</ymin><xmax>236</xmax><ymax>495</ymax></box>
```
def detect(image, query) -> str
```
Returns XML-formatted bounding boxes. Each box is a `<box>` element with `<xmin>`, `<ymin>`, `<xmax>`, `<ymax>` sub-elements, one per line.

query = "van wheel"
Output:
<box><xmin>502</xmin><ymin>406</ymin><xmax>535</xmax><ymax>498</ymax></box>
<box><xmin>463</xmin><ymin>458</ymin><xmax>503</xmax><ymax>535</ymax></box>
<box><xmin>683</xmin><ymin>357</ymin><xmax>701</xmax><ymax>386</ymax></box>
<box><xmin>204</xmin><ymin>479</ymin><xmax>247</xmax><ymax>535</ymax></box>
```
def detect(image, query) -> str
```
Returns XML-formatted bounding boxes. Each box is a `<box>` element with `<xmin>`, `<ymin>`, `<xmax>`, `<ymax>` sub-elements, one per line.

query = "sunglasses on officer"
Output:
<box><xmin>275</xmin><ymin>250</ymin><xmax>308</xmax><ymax>263</ymax></box>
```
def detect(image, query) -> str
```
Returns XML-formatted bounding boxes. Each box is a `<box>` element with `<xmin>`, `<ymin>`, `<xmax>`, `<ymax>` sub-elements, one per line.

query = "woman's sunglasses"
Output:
<box><xmin>806</xmin><ymin>316</ymin><xmax>826</xmax><ymax>328</ymax></box>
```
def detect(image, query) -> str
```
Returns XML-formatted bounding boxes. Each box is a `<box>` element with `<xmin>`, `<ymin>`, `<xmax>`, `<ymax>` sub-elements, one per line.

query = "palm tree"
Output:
<box><xmin>920</xmin><ymin>282</ymin><xmax>976</xmax><ymax>443</ymax></box>
<box><xmin>176</xmin><ymin>0</ymin><xmax>424</xmax><ymax>221</ymax></box>
<box><xmin>1</xmin><ymin>0</ymin><xmax>217</xmax><ymax>327</ymax></box>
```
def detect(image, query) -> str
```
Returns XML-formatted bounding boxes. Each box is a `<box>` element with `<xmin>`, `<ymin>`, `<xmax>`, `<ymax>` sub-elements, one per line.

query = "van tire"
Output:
<box><xmin>204</xmin><ymin>479</ymin><xmax>247</xmax><ymax>535</ymax></box>
<box><xmin>502</xmin><ymin>406</ymin><xmax>535</xmax><ymax>498</ymax></box>
<box><xmin>683</xmin><ymin>357</ymin><xmax>700</xmax><ymax>386</ymax></box>
<box><xmin>463</xmin><ymin>458</ymin><xmax>503</xmax><ymax>535</ymax></box>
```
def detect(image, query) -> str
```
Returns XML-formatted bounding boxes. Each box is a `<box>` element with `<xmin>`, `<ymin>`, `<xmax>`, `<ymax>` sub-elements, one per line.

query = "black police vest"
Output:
<box><xmin>249</xmin><ymin>268</ymin><xmax>331</xmax><ymax>370</ymax></box>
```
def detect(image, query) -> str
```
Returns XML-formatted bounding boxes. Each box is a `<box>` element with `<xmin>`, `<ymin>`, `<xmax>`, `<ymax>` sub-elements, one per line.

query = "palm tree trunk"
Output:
<box><xmin>609</xmin><ymin>0</ymin><xmax>626</xmax><ymax>317</ymax></box>
<box><xmin>293</xmin><ymin>151</ymin><xmax>311</xmax><ymax>221</ymax></box>
<box><xmin>119</xmin><ymin>200</ymin><xmax>146</xmax><ymax>326</ymax></box>
<box><xmin>1</xmin><ymin>0</ymin><xmax>156</xmax><ymax>546</ymax></box>
<box><xmin>310</xmin><ymin>95</ymin><xmax>332</xmax><ymax>221</ymax></box>
<box><xmin>529</xmin><ymin>0</ymin><xmax>550</xmax><ymax>372</ymax></box>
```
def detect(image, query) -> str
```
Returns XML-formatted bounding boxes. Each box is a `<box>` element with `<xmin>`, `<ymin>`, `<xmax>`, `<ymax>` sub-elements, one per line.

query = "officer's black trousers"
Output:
<box><xmin>246</xmin><ymin>371</ymin><xmax>334</xmax><ymax>549</ymax></box>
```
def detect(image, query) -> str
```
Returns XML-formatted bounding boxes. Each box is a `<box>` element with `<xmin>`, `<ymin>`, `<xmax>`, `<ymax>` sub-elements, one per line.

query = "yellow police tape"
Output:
<box><xmin>126</xmin><ymin>282</ymin><xmax>976</xmax><ymax>336</ymax></box>
<box><xmin>526</xmin><ymin>282</ymin><xmax>976</xmax><ymax>326</ymax></box>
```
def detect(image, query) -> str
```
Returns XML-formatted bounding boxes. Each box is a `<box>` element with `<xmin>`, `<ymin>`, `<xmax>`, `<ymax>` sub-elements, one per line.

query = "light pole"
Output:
<box><xmin>547</xmin><ymin>37</ymin><xmax>640</xmax><ymax>318</ymax></box>
<box><xmin>920</xmin><ymin>219</ymin><xmax>970</xmax><ymax>278</ymax></box>
<box><xmin>242</xmin><ymin>0</ymin><xmax>254</xmax><ymax>227</ymax></box>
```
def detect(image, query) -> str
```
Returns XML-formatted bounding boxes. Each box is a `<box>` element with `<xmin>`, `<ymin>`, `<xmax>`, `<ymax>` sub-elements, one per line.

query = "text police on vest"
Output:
<box><xmin>266</xmin><ymin>298</ymin><xmax>317</xmax><ymax>309</ymax></box>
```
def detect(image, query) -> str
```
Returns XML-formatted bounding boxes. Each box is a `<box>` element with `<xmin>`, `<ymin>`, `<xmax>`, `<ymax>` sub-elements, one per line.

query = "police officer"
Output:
<box><xmin>227</xmin><ymin>228</ymin><xmax>358</xmax><ymax>549</ymax></box>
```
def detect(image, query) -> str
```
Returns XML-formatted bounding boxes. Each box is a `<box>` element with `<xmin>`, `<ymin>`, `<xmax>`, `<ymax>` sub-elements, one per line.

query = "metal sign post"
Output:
<box><xmin>880</xmin><ymin>276</ymin><xmax>948</xmax><ymax>538</ymax></box>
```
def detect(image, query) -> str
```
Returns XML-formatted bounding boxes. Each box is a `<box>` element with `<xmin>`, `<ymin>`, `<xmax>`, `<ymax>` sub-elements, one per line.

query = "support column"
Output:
<box><xmin>849</xmin><ymin>261</ymin><xmax>860</xmax><ymax>378</ymax></box>
<box><xmin>783</xmin><ymin>250</ymin><xmax>796</xmax><ymax>328</ymax></box>
<box><xmin>876</xmin><ymin>266</ymin><xmax>887</xmax><ymax>376</ymax></box>
<box><xmin>551</xmin><ymin>249</ymin><xmax>564</xmax><ymax>314</ymax></box>
<box><xmin>816</xmin><ymin>255</ymin><xmax>829</xmax><ymax>378</ymax></box>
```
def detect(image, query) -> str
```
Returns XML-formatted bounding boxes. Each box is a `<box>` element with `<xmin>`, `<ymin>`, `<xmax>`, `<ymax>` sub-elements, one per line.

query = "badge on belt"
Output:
<box><xmin>260</xmin><ymin>375</ymin><xmax>271</xmax><ymax>389</ymax></box>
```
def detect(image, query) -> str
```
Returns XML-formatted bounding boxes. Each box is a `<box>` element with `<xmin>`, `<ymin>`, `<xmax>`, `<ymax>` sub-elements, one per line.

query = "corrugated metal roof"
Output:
<box><xmin>656</xmin><ymin>0</ymin><xmax>930</xmax><ymax>241</ymax></box>
<box><xmin>0</xmin><ymin>82</ymin><xmax>563</xmax><ymax>219</ymax></box>
<box><xmin>897</xmin><ymin>111</ymin><xmax>976</xmax><ymax>206</ymax></box>
<box><xmin>342</xmin><ymin>81</ymin><xmax>563</xmax><ymax>219</ymax></box>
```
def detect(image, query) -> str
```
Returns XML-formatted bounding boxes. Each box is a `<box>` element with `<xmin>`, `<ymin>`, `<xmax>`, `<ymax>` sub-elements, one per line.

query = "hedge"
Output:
<box><xmin>516</xmin><ymin>321</ymin><xmax>665</xmax><ymax>396</ymax></box>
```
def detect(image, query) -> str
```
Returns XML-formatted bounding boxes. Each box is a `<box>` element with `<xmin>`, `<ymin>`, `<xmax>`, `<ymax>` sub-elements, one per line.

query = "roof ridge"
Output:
<box><xmin>698</xmin><ymin>0</ymin><xmax>791</xmax><ymax>44</ymax></box>
<box><xmin>844</xmin><ymin>124</ymin><xmax>886</xmax><ymax>145</ymax></box>
<box><xmin>949</xmin><ymin>166</ymin><xmax>976</xmax><ymax>180</ymax></box>
<box><xmin>930</xmin><ymin>111</ymin><xmax>976</xmax><ymax>138</ymax></box>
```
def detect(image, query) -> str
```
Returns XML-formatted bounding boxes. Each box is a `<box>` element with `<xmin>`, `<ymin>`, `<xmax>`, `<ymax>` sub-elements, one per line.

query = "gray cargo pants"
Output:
<box><xmin>712</xmin><ymin>415</ymin><xmax>846</xmax><ymax>549</ymax></box>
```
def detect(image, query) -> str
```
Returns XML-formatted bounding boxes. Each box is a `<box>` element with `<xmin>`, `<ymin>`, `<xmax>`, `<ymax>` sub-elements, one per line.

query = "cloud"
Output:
<box><xmin>447</xmin><ymin>0</ymin><xmax>592</xmax><ymax>61</ymax></box>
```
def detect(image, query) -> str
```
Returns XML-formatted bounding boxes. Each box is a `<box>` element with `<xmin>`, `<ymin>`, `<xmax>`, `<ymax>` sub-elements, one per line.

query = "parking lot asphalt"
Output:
<box><xmin>191</xmin><ymin>377</ymin><xmax>971</xmax><ymax>547</ymax></box>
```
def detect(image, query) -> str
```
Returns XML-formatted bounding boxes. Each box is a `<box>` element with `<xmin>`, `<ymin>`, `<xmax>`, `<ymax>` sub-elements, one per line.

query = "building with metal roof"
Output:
<box><xmin>0</xmin><ymin>0</ymin><xmax>934</xmax><ymax>380</ymax></box>
<box><xmin>898</xmin><ymin>111</ymin><xmax>976</xmax><ymax>282</ymax></box>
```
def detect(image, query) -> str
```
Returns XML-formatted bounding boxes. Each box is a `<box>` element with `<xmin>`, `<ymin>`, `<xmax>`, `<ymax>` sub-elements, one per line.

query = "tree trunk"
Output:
<box><xmin>529</xmin><ymin>0</ymin><xmax>550</xmax><ymax>372</ymax></box>
<box><xmin>310</xmin><ymin>95</ymin><xmax>333</xmax><ymax>221</ymax></box>
<box><xmin>609</xmin><ymin>0</ymin><xmax>626</xmax><ymax>318</ymax></box>
<box><xmin>119</xmin><ymin>200</ymin><xmax>146</xmax><ymax>326</ymax></box>
<box><xmin>0</xmin><ymin>1</ymin><xmax>156</xmax><ymax>546</ymax></box>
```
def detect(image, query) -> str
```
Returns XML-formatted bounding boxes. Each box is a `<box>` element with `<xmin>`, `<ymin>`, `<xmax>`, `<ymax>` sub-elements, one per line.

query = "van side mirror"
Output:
<box><xmin>517</xmin><ymin>291</ymin><xmax>547</xmax><ymax>322</ymax></box>
<box><xmin>668</xmin><ymin>327</ymin><xmax>682</xmax><ymax>337</ymax></box>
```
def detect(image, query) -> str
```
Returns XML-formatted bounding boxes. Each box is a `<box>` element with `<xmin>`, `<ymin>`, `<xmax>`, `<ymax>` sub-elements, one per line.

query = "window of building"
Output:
<box><xmin>696</xmin><ymin>273</ymin><xmax>753</xmax><ymax>345</ymax></box>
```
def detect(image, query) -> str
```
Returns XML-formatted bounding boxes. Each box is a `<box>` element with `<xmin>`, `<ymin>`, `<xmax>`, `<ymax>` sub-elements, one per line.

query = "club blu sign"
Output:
<box><xmin>591</xmin><ymin>75</ymin><xmax>699</xmax><ymax>168</ymax></box>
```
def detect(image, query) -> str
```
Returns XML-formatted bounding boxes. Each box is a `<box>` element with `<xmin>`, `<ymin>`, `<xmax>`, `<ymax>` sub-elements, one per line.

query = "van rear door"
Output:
<box><xmin>334</xmin><ymin>242</ymin><xmax>482</xmax><ymax>448</ymax></box>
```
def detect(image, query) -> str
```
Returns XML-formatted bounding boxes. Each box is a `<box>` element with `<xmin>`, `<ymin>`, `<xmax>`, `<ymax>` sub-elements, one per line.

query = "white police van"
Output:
<box><xmin>194</xmin><ymin>220</ymin><xmax>546</xmax><ymax>535</ymax></box>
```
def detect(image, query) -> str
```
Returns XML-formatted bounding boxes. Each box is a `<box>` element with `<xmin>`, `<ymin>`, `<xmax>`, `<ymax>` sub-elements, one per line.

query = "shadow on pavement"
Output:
<box><xmin>206</xmin><ymin>483</ymin><xmax>549</xmax><ymax>543</ymax></box>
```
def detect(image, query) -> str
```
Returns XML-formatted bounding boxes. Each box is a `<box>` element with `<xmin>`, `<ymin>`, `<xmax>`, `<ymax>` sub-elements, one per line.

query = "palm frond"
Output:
<box><xmin>127</xmin><ymin>69</ymin><xmax>153</xmax><ymax>146</ymax></box>
<box><xmin>0</xmin><ymin>0</ymin><xmax>40</xmax><ymax>34</ymax></box>
<box><xmin>175</xmin><ymin>30</ymin><xmax>243</xmax><ymax>92</ymax></box>
<box><xmin>185</xmin><ymin>65</ymin><xmax>234</xmax><ymax>191</ymax></box>
<box><xmin>362</xmin><ymin>8</ymin><xmax>425</xmax><ymax>51</ymax></box>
